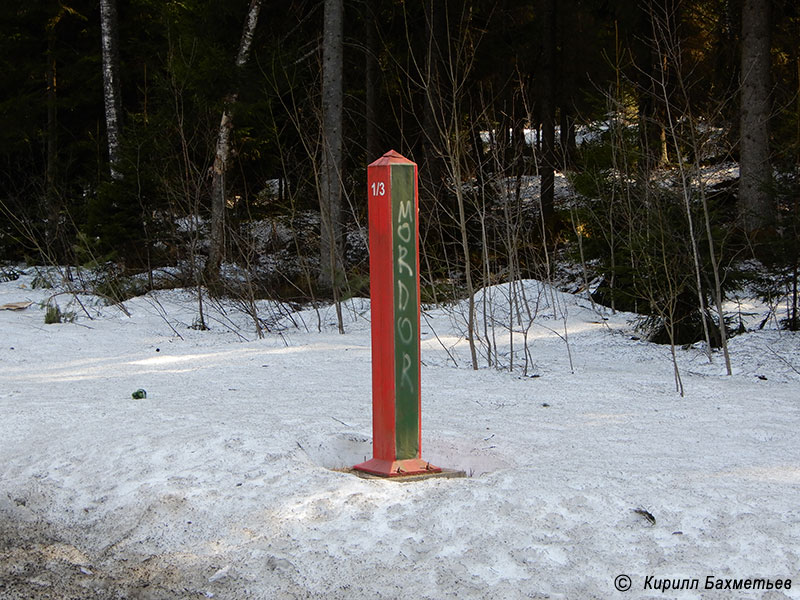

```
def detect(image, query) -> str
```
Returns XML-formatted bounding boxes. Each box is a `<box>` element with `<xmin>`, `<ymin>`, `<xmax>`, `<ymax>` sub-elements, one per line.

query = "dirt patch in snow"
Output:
<box><xmin>0</xmin><ymin>501</ymin><xmax>241</xmax><ymax>600</ymax></box>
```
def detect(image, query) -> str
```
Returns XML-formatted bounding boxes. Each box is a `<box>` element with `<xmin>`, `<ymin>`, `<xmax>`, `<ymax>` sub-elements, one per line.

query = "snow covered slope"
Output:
<box><xmin>1</xmin><ymin>269</ymin><xmax>798</xmax><ymax>599</ymax></box>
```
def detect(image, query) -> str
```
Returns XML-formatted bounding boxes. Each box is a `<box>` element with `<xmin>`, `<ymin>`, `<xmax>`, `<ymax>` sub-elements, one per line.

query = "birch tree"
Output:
<box><xmin>206</xmin><ymin>0</ymin><xmax>263</xmax><ymax>285</ymax></box>
<box><xmin>100</xmin><ymin>0</ymin><xmax>122</xmax><ymax>180</ymax></box>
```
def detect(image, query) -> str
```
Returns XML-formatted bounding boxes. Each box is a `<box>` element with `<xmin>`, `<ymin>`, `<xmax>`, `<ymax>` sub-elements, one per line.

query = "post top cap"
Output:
<box><xmin>368</xmin><ymin>150</ymin><xmax>416</xmax><ymax>167</ymax></box>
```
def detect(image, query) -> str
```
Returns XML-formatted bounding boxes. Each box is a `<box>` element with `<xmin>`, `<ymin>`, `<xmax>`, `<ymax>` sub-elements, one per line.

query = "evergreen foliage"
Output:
<box><xmin>0</xmin><ymin>0</ymin><xmax>797</xmax><ymax>335</ymax></box>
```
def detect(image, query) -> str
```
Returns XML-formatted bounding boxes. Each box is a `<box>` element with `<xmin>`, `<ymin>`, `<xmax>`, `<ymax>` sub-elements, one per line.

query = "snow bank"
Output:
<box><xmin>1</xmin><ymin>269</ymin><xmax>798</xmax><ymax>598</ymax></box>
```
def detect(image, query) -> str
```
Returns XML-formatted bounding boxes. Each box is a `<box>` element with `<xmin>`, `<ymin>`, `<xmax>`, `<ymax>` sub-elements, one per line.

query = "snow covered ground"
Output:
<box><xmin>1</xmin><ymin>268</ymin><xmax>799</xmax><ymax>599</ymax></box>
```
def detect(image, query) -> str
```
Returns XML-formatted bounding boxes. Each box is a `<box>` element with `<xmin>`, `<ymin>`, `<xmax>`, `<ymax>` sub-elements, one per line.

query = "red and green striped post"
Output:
<box><xmin>353</xmin><ymin>150</ymin><xmax>441</xmax><ymax>478</ymax></box>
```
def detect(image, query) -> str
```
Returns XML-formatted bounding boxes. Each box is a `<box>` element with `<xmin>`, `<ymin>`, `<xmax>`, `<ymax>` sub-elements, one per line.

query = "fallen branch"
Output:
<box><xmin>766</xmin><ymin>344</ymin><xmax>800</xmax><ymax>376</ymax></box>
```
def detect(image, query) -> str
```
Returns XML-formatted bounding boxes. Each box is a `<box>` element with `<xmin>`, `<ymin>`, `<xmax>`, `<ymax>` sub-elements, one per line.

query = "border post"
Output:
<box><xmin>353</xmin><ymin>150</ymin><xmax>441</xmax><ymax>477</ymax></box>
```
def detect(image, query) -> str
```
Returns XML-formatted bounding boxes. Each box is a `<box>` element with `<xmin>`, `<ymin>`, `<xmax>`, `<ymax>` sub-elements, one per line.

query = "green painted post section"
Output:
<box><xmin>391</xmin><ymin>163</ymin><xmax>419</xmax><ymax>459</ymax></box>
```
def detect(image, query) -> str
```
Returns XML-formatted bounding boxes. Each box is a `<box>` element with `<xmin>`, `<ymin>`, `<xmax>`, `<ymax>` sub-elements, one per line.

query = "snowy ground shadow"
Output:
<box><xmin>297</xmin><ymin>432</ymin><xmax>514</xmax><ymax>477</ymax></box>
<box><xmin>297</xmin><ymin>432</ymin><xmax>373</xmax><ymax>470</ymax></box>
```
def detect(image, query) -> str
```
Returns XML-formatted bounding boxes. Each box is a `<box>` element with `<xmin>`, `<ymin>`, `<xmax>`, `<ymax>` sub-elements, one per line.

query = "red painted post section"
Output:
<box><xmin>367</xmin><ymin>153</ymin><xmax>396</xmax><ymax>463</ymax></box>
<box><xmin>353</xmin><ymin>150</ymin><xmax>441</xmax><ymax>478</ymax></box>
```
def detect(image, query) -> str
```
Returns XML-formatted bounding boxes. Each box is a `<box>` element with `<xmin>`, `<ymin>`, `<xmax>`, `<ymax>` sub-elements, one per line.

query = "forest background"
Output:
<box><xmin>1</xmin><ymin>0</ymin><xmax>798</xmax><ymax>358</ymax></box>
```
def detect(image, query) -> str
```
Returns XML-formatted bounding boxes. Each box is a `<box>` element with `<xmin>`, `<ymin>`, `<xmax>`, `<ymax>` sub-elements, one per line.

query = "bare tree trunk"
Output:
<box><xmin>100</xmin><ymin>0</ymin><xmax>122</xmax><ymax>180</ymax></box>
<box><xmin>422</xmin><ymin>1</ymin><xmax>449</xmax><ymax>196</ymax></box>
<box><xmin>453</xmin><ymin>146</ymin><xmax>479</xmax><ymax>371</ymax></box>
<box><xmin>411</xmin><ymin>2</ymin><xmax>479</xmax><ymax>369</ymax></box>
<box><xmin>319</xmin><ymin>0</ymin><xmax>344</xmax><ymax>294</ymax></box>
<box><xmin>46</xmin><ymin>51</ymin><xmax>57</xmax><ymax>201</ymax></box>
<box><xmin>648</xmin><ymin>1</ymin><xmax>714</xmax><ymax>362</ymax></box>
<box><xmin>557</xmin><ymin>0</ymin><xmax>577</xmax><ymax>169</ymax></box>
<box><xmin>365</xmin><ymin>5</ymin><xmax>380</xmax><ymax>162</ymax></box>
<box><xmin>739</xmin><ymin>0</ymin><xmax>774</xmax><ymax>234</ymax></box>
<box><xmin>636</xmin><ymin>3</ymin><xmax>671</xmax><ymax>173</ymax></box>
<box><xmin>207</xmin><ymin>101</ymin><xmax>234</xmax><ymax>284</ymax></box>
<box><xmin>539</xmin><ymin>0</ymin><xmax>557</xmax><ymax>235</ymax></box>
<box><xmin>45</xmin><ymin>30</ymin><xmax>60</xmax><ymax>257</ymax></box>
<box><xmin>206</xmin><ymin>0</ymin><xmax>262</xmax><ymax>285</ymax></box>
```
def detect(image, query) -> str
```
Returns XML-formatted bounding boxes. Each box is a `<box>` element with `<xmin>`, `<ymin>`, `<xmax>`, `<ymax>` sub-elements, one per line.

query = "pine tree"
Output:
<box><xmin>319</xmin><ymin>0</ymin><xmax>344</xmax><ymax>292</ymax></box>
<box><xmin>739</xmin><ymin>0</ymin><xmax>774</xmax><ymax>234</ymax></box>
